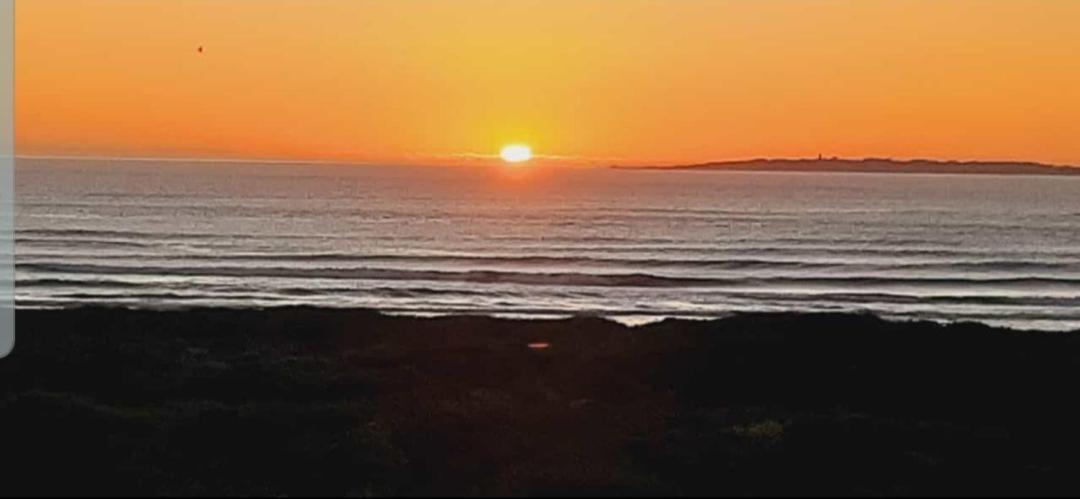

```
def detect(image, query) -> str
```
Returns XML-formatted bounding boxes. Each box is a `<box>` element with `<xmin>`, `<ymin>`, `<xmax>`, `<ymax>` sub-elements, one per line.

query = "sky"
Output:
<box><xmin>15</xmin><ymin>0</ymin><xmax>1080</xmax><ymax>167</ymax></box>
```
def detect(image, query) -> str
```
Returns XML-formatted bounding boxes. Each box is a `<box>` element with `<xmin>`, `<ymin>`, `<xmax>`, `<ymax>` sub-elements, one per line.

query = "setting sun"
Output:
<box><xmin>500</xmin><ymin>145</ymin><xmax>532</xmax><ymax>164</ymax></box>
<box><xmin>10</xmin><ymin>2</ymin><xmax>1080</xmax><ymax>495</ymax></box>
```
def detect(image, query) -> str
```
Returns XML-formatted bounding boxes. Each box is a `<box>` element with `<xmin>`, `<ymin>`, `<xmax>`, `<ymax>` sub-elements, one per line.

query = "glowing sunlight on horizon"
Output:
<box><xmin>500</xmin><ymin>145</ymin><xmax>533</xmax><ymax>164</ymax></box>
<box><xmin>15</xmin><ymin>1</ymin><xmax>1080</xmax><ymax>166</ymax></box>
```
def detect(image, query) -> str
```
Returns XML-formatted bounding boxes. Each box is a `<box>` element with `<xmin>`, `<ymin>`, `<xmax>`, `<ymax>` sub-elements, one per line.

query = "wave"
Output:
<box><xmin>15</xmin><ymin>237</ymin><xmax>160</xmax><ymax>249</ymax></box>
<box><xmin>18</xmin><ymin>298</ymin><xmax>1080</xmax><ymax>328</ymax></box>
<box><xmin>17</xmin><ymin>277</ymin><xmax>151</xmax><ymax>289</ymax></box>
<box><xmin>17</xmin><ymin>228</ymin><xmax>314</xmax><ymax>241</ymax></box>
<box><xmin>18</xmin><ymin>262</ymin><xmax>1080</xmax><ymax>290</ymax></box>
<box><xmin>13</xmin><ymin>253</ymin><xmax>1080</xmax><ymax>280</ymax></box>
<box><xmin>18</xmin><ymin>278</ymin><xmax>1078</xmax><ymax>308</ymax></box>
<box><xmin>18</xmin><ymin>228</ymin><xmax>1080</xmax><ymax>252</ymax></box>
<box><xmin>13</xmin><ymin>298</ymin><xmax>1080</xmax><ymax>331</ymax></box>
<box><xmin>724</xmin><ymin>291</ymin><xmax>1080</xmax><ymax>307</ymax></box>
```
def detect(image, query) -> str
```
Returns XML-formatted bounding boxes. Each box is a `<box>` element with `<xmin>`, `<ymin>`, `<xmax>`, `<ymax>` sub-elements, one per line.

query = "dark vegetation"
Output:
<box><xmin>2</xmin><ymin>307</ymin><xmax>1080</xmax><ymax>496</ymax></box>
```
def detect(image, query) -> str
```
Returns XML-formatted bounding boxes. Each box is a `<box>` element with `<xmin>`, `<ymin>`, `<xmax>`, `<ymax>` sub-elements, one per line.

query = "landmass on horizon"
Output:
<box><xmin>615</xmin><ymin>157</ymin><xmax>1080</xmax><ymax>175</ymax></box>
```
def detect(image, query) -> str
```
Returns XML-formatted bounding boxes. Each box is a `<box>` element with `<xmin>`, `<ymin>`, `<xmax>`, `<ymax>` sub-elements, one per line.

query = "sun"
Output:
<box><xmin>500</xmin><ymin>144</ymin><xmax>533</xmax><ymax>163</ymax></box>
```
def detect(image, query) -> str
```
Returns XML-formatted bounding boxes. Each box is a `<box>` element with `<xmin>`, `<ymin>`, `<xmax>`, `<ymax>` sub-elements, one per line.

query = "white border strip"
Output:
<box><xmin>0</xmin><ymin>0</ymin><xmax>13</xmax><ymax>357</ymax></box>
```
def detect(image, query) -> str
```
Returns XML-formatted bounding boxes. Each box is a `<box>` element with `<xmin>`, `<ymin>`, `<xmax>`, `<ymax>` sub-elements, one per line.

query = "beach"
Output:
<box><xmin>2</xmin><ymin>307</ymin><xmax>1079</xmax><ymax>496</ymax></box>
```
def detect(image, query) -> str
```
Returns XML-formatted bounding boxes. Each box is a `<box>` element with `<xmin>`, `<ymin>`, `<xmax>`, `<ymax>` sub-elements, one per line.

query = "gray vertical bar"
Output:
<box><xmin>0</xmin><ymin>0</ymin><xmax>12</xmax><ymax>357</ymax></box>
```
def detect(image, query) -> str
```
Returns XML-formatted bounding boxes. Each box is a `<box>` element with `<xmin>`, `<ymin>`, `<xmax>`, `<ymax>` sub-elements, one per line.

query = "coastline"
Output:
<box><xmin>613</xmin><ymin>157</ymin><xmax>1080</xmax><ymax>175</ymax></box>
<box><xmin>3</xmin><ymin>306</ymin><xmax>1080</xmax><ymax>495</ymax></box>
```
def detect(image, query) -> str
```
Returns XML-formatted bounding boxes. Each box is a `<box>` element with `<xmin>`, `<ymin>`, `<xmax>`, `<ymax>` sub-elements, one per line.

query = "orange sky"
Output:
<box><xmin>15</xmin><ymin>0</ymin><xmax>1080</xmax><ymax>167</ymax></box>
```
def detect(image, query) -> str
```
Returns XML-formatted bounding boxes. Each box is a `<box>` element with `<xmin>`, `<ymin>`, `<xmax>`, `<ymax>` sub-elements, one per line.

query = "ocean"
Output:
<box><xmin>14</xmin><ymin>158</ymin><xmax>1080</xmax><ymax>331</ymax></box>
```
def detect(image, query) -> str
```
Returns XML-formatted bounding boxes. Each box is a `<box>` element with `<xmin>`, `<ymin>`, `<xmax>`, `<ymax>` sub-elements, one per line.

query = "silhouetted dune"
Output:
<box><xmin>2</xmin><ymin>307</ymin><xmax>1079</xmax><ymax>495</ymax></box>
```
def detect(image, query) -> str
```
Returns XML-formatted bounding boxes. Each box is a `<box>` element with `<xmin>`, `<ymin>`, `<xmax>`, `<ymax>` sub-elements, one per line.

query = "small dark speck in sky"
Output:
<box><xmin>197</xmin><ymin>46</ymin><xmax>203</xmax><ymax>53</ymax></box>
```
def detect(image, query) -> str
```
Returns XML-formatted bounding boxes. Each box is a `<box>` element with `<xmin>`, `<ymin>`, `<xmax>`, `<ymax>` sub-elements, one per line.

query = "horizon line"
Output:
<box><xmin>14</xmin><ymin>153</ymin><xmax>1079</xmax><ymax>170</ymax></box>
<box><xmin>13</xmin><ymin>153</ymin><xmax>593</xmax><ymax>168</ymax></box>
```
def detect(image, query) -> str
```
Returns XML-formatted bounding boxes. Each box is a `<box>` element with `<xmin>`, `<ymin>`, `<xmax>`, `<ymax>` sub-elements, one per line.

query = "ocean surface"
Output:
<box><xmin>13</xmin><ymin>158</ymin><xmax>1080</xmax><ymax>331</ymax></box>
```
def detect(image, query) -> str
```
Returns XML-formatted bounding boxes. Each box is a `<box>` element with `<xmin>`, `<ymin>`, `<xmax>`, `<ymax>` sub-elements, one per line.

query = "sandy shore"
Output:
<box><xmin>2</xmin><ymin>307</ymin><xmax>1079</xmax><ymax>495</ymax></box>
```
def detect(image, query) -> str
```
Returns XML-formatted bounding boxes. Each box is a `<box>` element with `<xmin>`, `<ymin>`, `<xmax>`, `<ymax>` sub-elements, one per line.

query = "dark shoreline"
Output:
<box><xmin>3</xmin><ymin>306</ymin><xmax>1080</xmax><ymax>496</ymax></box>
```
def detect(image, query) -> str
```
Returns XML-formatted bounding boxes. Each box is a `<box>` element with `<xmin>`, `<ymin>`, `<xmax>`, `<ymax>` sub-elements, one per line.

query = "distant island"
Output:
<box><xmin>614</xmin><ymin>157</ymin><xmax>1080</xmax><ymax>175</ymax></box>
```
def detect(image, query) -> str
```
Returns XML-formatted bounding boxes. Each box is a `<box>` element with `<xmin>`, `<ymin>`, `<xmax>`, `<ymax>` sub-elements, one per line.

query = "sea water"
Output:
<box><xmin>14</xmin><ymin>158</ymin><xmax>1080</xmax><ymax>330</ymax></box>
